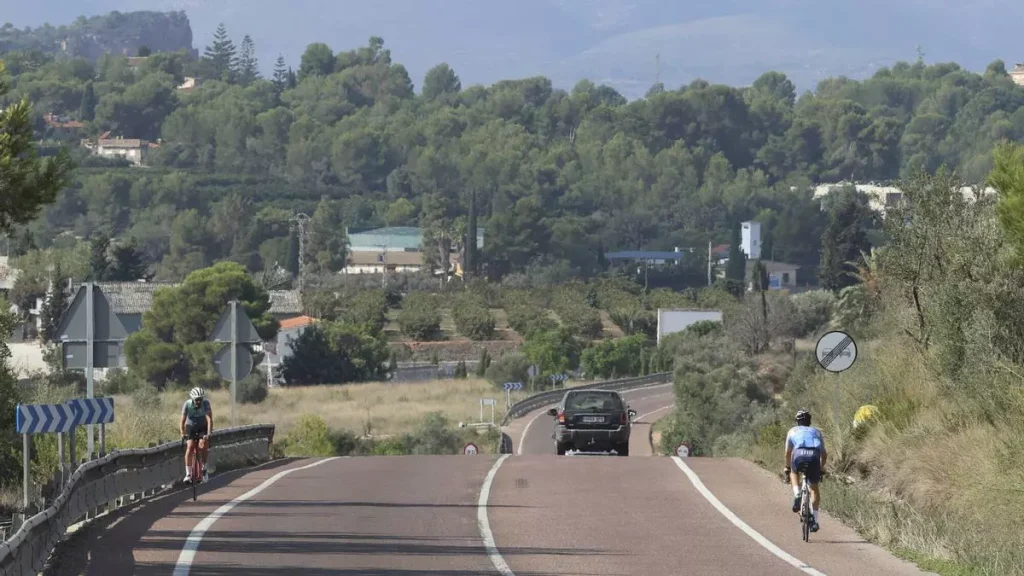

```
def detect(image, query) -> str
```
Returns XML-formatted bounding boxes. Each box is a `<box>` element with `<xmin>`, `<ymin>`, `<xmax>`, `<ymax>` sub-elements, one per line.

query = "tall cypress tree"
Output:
<box><xmin>819</xmin><ymin>192</ymin><xmax>871</xmax><ymax>292</ymax></box>
<box><xmin>465</xmin><ymin>190</ymin><xmax>477</xmax><ymax>277</ymax></box>
<box><xmin>237</xmin><ymin>34</ymin><xmax>259</xmax><ymax>85</ymax></box>
<box><xmin>272</xmin><ymin>55</ymin><xmax>288</xmax><ymax>91</ymax></box>
<box><xmin>725</xmin><ymin>224</ymin><xmax>746</xmax><ymax>282</ymax></box>
<box><xmin>203</xmin><ymin>23</ymin><xmax>237</xmax><ymax>82</ymax></box>
<box><xmin>287</xmin><ymin>227</ymin><xmax>300</xmax><ymax>278</ymax></box>
<box><xmin>79</xmin><ymin>81</ymin><xmax>96</xmax><ymax>121</ymax></box>
<box><xmin>40</xmin><ymin>265</ymin><xmax>68</xmax><ymax>343</ymax></box>
<box><xmin>89</xmin><ymin>234</ymin><xmax>111</xmax><ymax>281</ymax></box>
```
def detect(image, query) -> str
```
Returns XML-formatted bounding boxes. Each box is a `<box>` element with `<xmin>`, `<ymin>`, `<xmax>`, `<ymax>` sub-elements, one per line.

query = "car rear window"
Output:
<box><xmin>565</xmin><ymin>391</ymin><xmax>623</xmax><ymax>411</ymax></box>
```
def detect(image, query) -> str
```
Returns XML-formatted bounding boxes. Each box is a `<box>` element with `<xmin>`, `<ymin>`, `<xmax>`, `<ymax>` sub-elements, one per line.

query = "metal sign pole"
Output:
<box><xmin>57</xmin><ymin>433</ymin><xmax>64</xmax><ymax>488</ymax></box>
<box><xmin>100</xmin><ymin>423</ymin><xmax>106</xmax><ymax>456</ymax></box>
<box><xmin>69</xmin><ymin>428</ymin><xmax>76</xmax><ymax>468</ymax></box>
<box><xmin>86</xmin><ymin>282</ymin><xmax>94</xmax><ymax>459</ymax></box>
<box><xmin>22</xmin><ymin>434</ymin><xmax>29</xmax><ymax>509</ymax></box>
<box><xmin>231</xmin><ymin>300</ymin><xmax>238</xmax><ymax>427</ymax></box>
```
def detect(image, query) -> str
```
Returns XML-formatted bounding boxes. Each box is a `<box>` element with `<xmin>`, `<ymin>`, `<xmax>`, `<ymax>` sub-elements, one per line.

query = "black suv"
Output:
<box><xmin>547</xmin><ymin>389</ymin><xmax>636</xmax><ymax>456</ymax></box>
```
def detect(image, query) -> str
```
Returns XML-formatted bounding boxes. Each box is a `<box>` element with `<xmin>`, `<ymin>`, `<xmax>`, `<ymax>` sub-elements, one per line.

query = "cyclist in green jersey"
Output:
<box><xmin>180</xmin><ymin>387</ymin><xmax>213</xmax><ymax>483</ymax></box>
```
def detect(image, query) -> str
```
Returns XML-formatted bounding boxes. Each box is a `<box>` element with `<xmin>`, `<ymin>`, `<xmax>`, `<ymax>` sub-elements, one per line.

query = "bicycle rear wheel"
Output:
<box><xmin>800</xmin><ymin>478</ymin><xmax>811</xmax><ymax>542</ymax></box>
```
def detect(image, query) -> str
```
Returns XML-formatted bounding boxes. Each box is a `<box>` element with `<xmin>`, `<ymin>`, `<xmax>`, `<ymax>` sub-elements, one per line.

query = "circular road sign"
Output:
<box><xmin>463</xmin><ymin>442</ymin><xmax>478</xmax><ymax>455</ymax></box>
<box><xmin>815</xmin><ymin>331</ymin><xmax>858</xmax><ymax>373</ymax></box>
<box><xmin>213</xmin><ymin>343</ymin><xmax>254</xmax><ymax>381</ymax></box>
<box><xmin>675</xmin><ymin>442</ymin><xmax>691</xmax><ymax>458</ymax></box>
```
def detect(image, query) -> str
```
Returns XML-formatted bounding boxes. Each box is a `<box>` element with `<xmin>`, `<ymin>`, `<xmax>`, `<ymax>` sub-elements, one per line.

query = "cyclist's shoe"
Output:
<box><xmin>792</xmin><ymin>496</ymin><xmax>801</xmax><ymax>513</ymax></box>
<box><xmin>202</xmin><ymin>467</ymin><xmax>209</xmax><ymax>482</ymax></box>
<box><xmin>183</xmin><ymin>472</ymin><xmax>192</xmax><ymax>483</ymax></box>
<box><xmin>810</xmin><ymin>520</ymin><xmax>820</xmax><ymax>532</ymax></box>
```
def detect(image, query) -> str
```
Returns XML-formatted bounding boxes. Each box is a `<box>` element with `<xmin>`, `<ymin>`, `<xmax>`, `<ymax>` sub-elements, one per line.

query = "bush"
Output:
<box><xmin>281</xmin><ymin>414</ymin><xmax>336</xmax><ymax>457</ymax></box>
<box><xmin>343</xmin><ymin>289</ymin><xmax>390</xmax><ymax>334</ymax></box>
<box><xmin>581</xmin><ymin>334</ymin><xmax>651</xmax><ymax>379</ymax></box>
<box><xmin>281</xmin><ymin>321</ymin><xmax>389</xmax><ymax>385</ymax></box>
<box><xmin>521</xmin><ymin>328</ymin><xmax>584</xmax><ymax>377</ymax></box>
<box><xmin>406</xmin><ymin>412</ymin><xmax>462</xmax><ymax>455</ymax></box>
<box><xmin>102</xmin><ymin>368</ymin><xmax>146</xmax><ymax>395</ymax></box>
<box><xmin>476</xmin><ymin>348</ymin><xmax>491</xmax><ymax>376</ymax></box>
<box><xmin>791</xmin><ymin>290</ymin><xmax>837</xmax><ymax>337</ymax></box>
<box><xmin>236</xmin><ymin>372</ymin><xmax>269</xmax><ymax>404</ymax></box>
<box><xmin>485</xmin><ymin>352</ymin><xmax>531</xmax><ymax>386</ymax></box>
<box><xmin>452</xmin><ymin>295</ymin><xmax>495</xmax><ymax>340</ymax></box>
<box><xmin>397</xmin><ymin>292</ymin><xmax>442</xmax><ymax>340</ymax></box>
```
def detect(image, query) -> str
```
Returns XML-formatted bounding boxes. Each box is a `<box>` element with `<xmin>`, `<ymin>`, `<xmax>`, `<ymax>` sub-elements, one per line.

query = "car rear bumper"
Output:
<box><xmin>555</xmin><ymin>425</ymin><xmax>629</xmax><ymax>447</ymax></box>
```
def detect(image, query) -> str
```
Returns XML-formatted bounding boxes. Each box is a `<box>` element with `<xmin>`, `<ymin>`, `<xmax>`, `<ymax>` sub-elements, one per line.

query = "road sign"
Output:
<box><xmin>675</xmin><ymin>441</ymin><xmax>691</xmax><ymax>458</ymax></box>
<box><xmin>55</xmin><ymin>284</ymin><xmax>128</xmax><ymax>343</ymax></box>
<box><xmin>549</xmin><ymin>373</ymin><xmax>567</xmax><ymax>382</ymax></box>
<box><xmin>16</xmin><ymin>403</ymin><xmax>77</xmax><ymax>434</ymax></box>
<box><xmin>527</xmin><ymin>365</ymin><xmax>538</xmax><ymax>378</ymax></box>
<box><xmin>815</xmin><ymin>331</ymin><xmax>858</xmax><ymax>373</ymax></box>
<box><xmin>463</xmin><ymin>443</ymin><xmax>478</xmax><ymax>455</ymax></box>
<box><xmin>214</xmin><ymin>343</ymin><xmax>254</xmax><ymax>380</ymax></box>
<box><xmin>209</xmin><ymin>304</ymin><xmax>262</xmax><ymax>343</ymax></box>
<box><xmin>481</xmin><ymin>398</ymin><xmax>496</xmax><ymax>406</ymax></box>
<box><xmin>62</xmin><ymin>341</ymin><xmax>123</xmax><ymax>370</ymax></box>
<box><xmin>502</xmin><ymin>382</ymin><xmax>523</xmax><ymax>391</ymax></box>
<box><xmin>66</xmin><ymin>398</ymin><xmax>115</xmax><ymax>426</ymax></box>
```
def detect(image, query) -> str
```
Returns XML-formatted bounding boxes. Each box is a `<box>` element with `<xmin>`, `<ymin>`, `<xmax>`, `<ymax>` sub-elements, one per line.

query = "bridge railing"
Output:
<box><xmin>501</xmin><ymin>373</ymin><xmax>673</xmax><ymax>426</ymax></box>
<box><xmin>0</xmin><ymin>424</ymin><xmax>275</xmax><ymax>576</ymax></box>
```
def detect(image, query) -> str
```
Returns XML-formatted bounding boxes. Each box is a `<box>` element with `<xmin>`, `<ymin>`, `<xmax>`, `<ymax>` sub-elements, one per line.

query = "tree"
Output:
<box><xmin>124</xmin><ymin>262</ymin><xmax>279</xmax><ymax>387</ymax></box>
<box><xmin>305</xmin><ymin>197</ymin><xmax>347</xmax><ymax>277</ymax></box>
<box><xmin>39</xmin><ymin>264</ymin><xmax>68</xmax><ymax>343</ymax></box>
<box><xmin>819</xmin><ymin>190</ymin><xmax>873</xmax><ymax>292</ymax></box>
<box><xmin>89</xmin><ymin>234</ymin><xmax>111</xmax><ymax>281</ymax></box>
<box><xmin>0</xmin><ymin>62</ymin><xmax>73</xmax><ymax>235</ymax></box>
<box><xmin>725</xmin><ymin>224</ymin><xmax>746</xmax><ymax>283</ymax></box>
<box><xmin>287</xmin><ymin>227</ymin><xmax>301</xmax><ymax>278</ymax></box>
<box><xmin>280</xmin><ymin>320</ymin><xmax>388</xmax><ymax>385</ymax></box>
<box><xmin>272</xmin><ymin>55</ymin><xmax>288</xmax><ymax>91</ymax></box>
<box><xmin>298</xmin><ymin>42</ymin><xmax>334</xmax><ymax>80</ymax></box>
<box><xmin>0</xmin><ymin>305</ymin><xmax>22</xmax><ymax>486</ymax></box>
<box><xmin>108</xmin><ymin>237</ymin><xmax>151</xmax><ymax>281</ymax></box>
<box><xmin>80</xmin><ymin>81</ymin><xmax>96</xmax><ymax>121</ymax></box>
<box><xmin>203</xmin><ymin>23</ymin><xmax>237</xmax><ymax>82</ymax></box>
<box><xmin>422</xmin><ymin>63</ymin><xmax>461</xmax><ymax>101</ymax></box>
<box><xmin>237</xmin><ymin>34</ymin><xmax>260</xmax><ymax>85</ymax></box>
<box><xmin>137</xmin><ymin>46</ymin><xmax>152</xmax><ymax>57</ymax></box>
<box><xmin>989</xmin><ymin>142</ymin><xmax>1024</xmax><ymax>262</ymax></box>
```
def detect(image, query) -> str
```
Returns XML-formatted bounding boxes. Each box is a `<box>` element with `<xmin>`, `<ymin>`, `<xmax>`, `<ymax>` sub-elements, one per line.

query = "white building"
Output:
<box><xmin>741</xmin><ymin>221</ymin><xmax>761</xmax><ymax>260</ymax></box>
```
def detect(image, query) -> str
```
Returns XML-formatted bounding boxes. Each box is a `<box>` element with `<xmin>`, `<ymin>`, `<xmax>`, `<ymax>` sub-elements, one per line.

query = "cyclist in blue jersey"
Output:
<box><xmin>783</xmin><ymin>409</ymin><xmax>827</xmax><ymax>532</ymax></box>
<box><xmin>180</xmin><ymin>387</ymin><xmax>213</xmax><ymax>483</ymax></box>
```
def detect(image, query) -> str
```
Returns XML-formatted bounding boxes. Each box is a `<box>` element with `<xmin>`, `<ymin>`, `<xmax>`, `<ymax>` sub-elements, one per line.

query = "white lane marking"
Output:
<box><xmin>478</xmin><ymin>454</ymin><xmax>515</xmax><ymax>576</ymax></box>
<box><xmin>172</xmin><ymin>457</ymin><xmax>341</xmax><ymax>576</ymax></box>
<box><xmin>671</xmin><ymin>457</ymin><xmax>827</xmax><ymax>576</ymax></box>
<box><xmin>516</xmin><ymin>382</ymin><xmax>674</xmax><ymax>454</ymax></box>
<box><xmin>635</xmin><ymin>404</ymin><xmax>674</xmax><ymax>422</ymax></box>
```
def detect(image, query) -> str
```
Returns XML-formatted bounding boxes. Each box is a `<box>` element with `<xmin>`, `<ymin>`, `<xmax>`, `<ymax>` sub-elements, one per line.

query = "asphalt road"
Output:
<box><xmin>510</xmin><ymin>383</ymin><xmax>677</xmax><ymax>456</ymax></box>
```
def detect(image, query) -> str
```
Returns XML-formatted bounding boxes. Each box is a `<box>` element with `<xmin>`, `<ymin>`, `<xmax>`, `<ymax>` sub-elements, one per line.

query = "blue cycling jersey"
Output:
<box><xmin>786</xmin><ymin>425</ymin><xmax>824</xmax><ymax>450</ymax></box>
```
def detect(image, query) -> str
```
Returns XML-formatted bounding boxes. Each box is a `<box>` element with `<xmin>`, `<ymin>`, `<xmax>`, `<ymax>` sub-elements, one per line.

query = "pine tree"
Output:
<box><xmin>89</xmin><ymin>234</ymin><xmax>111</xmax><ymax>281</ymax></box>
<box><xmin>237</xmin><ymin>34</ymin><xmax>260</xmax><ymax>85</ymax></box>
<box><xmin>820</xmin><ymin>193</ymin><xmax>871</xmax><ymax>292</ymax></box>
<box><xmin>39</xmin><ymin>265</ymin><xmax>68</xmax><ymax>343</ymax></box>
<box><xmin>109</xmin><ymin>238</ymin><xmax>151</xmax><ymax>281</ymax></box>
<box><xmin>80</xmin><ymin>81</ymin><xmax>96</xmax><ymax>121</ymax></box>
<box><xmin>465</xmin><ymin>190</ymin><xmax>477</xmax><ymax>278</ymax></box>
<box><xmin>725</xmin><ymin>224</ymin><xmax>746</xmax><ymax>282</ymax></box>
<box><xmin>272</xmin><ymin>54</ymin><xmax>288</xmax><ymax>91</ymax></box>
<box><xmin>287</xmin><ymin>67</ymin><xmax>297</xmax><ymax>89</ymax></box>
<box><xmin>203</xmin><ymin>23</ymin><xmax>237</xmax><ymax>82</ymax></box>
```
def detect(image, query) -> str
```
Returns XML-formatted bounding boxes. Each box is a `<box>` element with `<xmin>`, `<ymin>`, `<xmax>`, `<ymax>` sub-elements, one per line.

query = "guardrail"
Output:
<box><xmin>0</xmin><ymin>424</ymin><xmax>275</xmax><ymax>576</ymax></box>
<box><xmin>501</xmin><ymin>373</ymin><xmax>673</xmax><ymax>426</ymax></box>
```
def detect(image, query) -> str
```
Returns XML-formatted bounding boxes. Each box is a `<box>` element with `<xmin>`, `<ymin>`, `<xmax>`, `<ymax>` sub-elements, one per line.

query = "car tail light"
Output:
<box><xmin>558</xmin><ymin>411</ymin><xmax>566</xmax><ymax>424</ymax></box>
<box><xmin>620</xmin><ymin>412</ymin><xmax>627</xmax><ymax>425</ymax></box>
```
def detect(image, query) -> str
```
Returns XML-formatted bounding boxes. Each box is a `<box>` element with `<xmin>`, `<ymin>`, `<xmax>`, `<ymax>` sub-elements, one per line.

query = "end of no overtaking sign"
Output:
<box><xmin>815</xmin><ymin>330</ymin><xmax>858</xmax><ymax>373</ymax></box>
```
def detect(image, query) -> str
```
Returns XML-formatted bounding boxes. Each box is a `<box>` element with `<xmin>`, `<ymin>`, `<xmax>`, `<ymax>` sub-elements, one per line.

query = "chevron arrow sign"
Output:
<box><xmin>502</xmin><ymin>382</ymin><xmax>523</xmax><ymax>391</ymax></box>
<box><xmin>67</xmin><ymin>398</ymin><xmax>115</xmax><ymax>426</ymax></box>
<box><xmin>16</xmin><ymin>403</ymin><xmax>77</xmax><ymax>434</ymax></box>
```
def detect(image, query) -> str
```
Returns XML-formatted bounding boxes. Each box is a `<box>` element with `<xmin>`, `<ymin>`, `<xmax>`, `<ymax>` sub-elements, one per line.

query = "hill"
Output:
<box><xmin>3</xmin><ymin>1</ymin><xmax>1024</xmax><ymax>97</ymax></box>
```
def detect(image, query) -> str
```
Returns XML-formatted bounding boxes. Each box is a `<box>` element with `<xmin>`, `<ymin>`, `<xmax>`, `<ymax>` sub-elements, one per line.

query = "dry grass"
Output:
<box><xmin>106</xmin><ymin>378</ymin><xmax>532</xmax><ymax>443</ymax></box>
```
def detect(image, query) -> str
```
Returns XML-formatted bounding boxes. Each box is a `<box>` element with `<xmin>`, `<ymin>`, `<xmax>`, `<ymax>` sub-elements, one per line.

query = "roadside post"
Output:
<box><xmin>480</xmin><ymin>398</ymin><xmax>496</xmax><ymax>425</ymax></box>
<box><xmin>15</xmin><ymin>403</ymin><xmax>76</xmax><ymax>507</ymax></box>
<box><xmin>502</xmin><ymin>381</ymin><xmax>522</xmax><ymax>407</ymax></box>
<box><xmin>55</xmin><ymin>282</ymin><xmax>128</xmax><ymax>460</ymax></box>
<box><xmin>66</xmin><ymin>397</ymin><xmax>115</xmax><ymax>456</ymax></box>
<box><xmin>209</xmin><ymin>300</ymin><xmax>261</xmax><ymax>427</ymax></box>
<box><xmin>814</xmin><ymin>331</ymin><xmax>858</xmax><ymax>445</ymax></box>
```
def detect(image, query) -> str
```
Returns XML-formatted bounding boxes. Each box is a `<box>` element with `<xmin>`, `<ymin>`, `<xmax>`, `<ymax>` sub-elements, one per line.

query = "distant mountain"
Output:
<box><xmin>3</xmin><ymin>1</ymin><xmax>1022</xmax><ymax>98</ymax></box>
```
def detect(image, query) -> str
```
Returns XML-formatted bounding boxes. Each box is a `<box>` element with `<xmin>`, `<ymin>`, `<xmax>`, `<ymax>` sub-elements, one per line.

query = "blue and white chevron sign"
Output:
<box><xmin>549</xmin><ymin>373</ymin><xmax>568</xmax><ymax>382</ymax></box>
<box><xmin>67</xmin><ymin>397</ymin><xmax>115</xmax><ymax>426</ymax></box>
<box><xmin>16</xmin><ymin>403</ymin><xmax>77</xmax><ymax>434</ymax></box>
<box><xmin>502</xmin><ymin>382</ymin><xmax>523</xmax><ymax>391</ymax></box>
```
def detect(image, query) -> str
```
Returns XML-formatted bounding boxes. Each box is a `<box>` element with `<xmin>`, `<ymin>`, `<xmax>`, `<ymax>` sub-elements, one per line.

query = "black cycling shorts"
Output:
<box><xmin>791</xmin><ymin>447</ymin><xmax>822</xmax><ymax>484</ymax></box>
<box><xmin>185</xmin><ymin>421</ymin><xmax>208</xmax><ymax>441</ymax></box>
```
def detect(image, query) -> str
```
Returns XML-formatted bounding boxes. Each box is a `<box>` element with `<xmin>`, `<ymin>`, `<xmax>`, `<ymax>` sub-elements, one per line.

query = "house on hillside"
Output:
<box><xmin>344</xmin><ymin>226</ymin><xmax>484</xmax><ymax>276</ymax></box>
<box><xmin>177</xmin><ymin>76</ymin><xmax>200</xmax><ymax>92</ymax></box>
<box><xmin>1012</xmin><ymin>63</ymin><xmax>1024</xmax><ymax>86</ymax></box>
<box><xmin>263</xmin><ymin>315</ymin><xmax>318</xmax><ymax>383</ymax></box>
<box><xmin>81</xmin><ymin>136</ymin><xmax>158</xmax><ymax>166</ymax></box>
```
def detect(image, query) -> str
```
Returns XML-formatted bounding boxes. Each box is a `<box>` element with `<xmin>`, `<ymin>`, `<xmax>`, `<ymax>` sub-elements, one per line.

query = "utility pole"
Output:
<box><xmin>707</xmin><ymin>241</ymin><xmax>712</xmax><ymax>286</ymax></box>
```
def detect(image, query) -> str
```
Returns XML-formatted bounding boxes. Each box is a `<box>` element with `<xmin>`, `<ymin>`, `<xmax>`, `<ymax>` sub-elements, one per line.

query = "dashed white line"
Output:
<box><xmin>671</xmin><ymin>456</ymin><xmax>827</xmax><ymax>576</ymax></box>
<box><xmin>172</xmin><ymin>457</ymin><xmax>341</xmax><ymax>576</ymax></box>
<box><xmin>478</xmin><ymin>454</ymin><xmax>515</xmax><ymax>576</ymax></box>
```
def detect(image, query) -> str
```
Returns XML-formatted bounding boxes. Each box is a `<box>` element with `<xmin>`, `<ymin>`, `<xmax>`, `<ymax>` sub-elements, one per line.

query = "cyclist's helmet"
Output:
<box><xmin>795</xmin><ymin>409</ymin><xmax>811</xmax><ymax>426</ymax></box>
<box><xmin>189</xmin><ymin>387</ymin><xmax>205</xmax><ymax>401</ymax></box>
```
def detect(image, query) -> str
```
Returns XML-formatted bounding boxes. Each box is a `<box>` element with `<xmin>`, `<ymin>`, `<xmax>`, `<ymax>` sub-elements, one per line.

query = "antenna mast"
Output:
<box><xmin>290</xmin><ymin>213</ymin><xmax>311</xmax><ymax>295</ymax></box>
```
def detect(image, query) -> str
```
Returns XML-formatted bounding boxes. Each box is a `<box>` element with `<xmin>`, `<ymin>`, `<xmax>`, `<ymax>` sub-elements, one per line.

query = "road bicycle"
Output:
<box><xmin>796</xmin><ymin>463</ymin><xmax>813</xmax><ymax>542</ymax></box>
<box><xmin>181</xmin><ymin>435</ymin><xmax>207</xmax><ymax>501</ymax></box>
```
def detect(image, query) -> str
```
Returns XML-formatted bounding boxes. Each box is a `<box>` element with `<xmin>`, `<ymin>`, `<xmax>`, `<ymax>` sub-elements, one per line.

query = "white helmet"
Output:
<box><xmin>189</xmin><ymin>387</ymin><xmax>205</xmax><ymax>400</ymax></box>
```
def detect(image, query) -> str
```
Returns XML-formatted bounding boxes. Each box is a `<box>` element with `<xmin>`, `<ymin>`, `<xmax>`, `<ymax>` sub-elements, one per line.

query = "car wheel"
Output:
<box><xmin>556</xmin><ymin>441</ymin><xmax>569</xmax><ymax>455</ymax></box>
<box><xmin>616</xmin><ymin>442</ymin><xmax>629</xmax><ymax>456</ymax></box>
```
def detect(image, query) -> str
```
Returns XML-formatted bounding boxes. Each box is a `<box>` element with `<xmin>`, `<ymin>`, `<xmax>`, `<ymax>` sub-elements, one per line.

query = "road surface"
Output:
<box><xmin>52</xmin><ymin>452</ymin><xmax>935</xmax><ymax>575</ymax></box>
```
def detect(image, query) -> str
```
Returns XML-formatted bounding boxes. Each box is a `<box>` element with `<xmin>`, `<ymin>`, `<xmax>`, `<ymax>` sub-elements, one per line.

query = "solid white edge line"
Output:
<box><xmin>172</xmin><ymin>457</ymin><xmax>341</xmax><ymax>576</ymax></box>
<box><xmin>478</xmin><ymin>454</ymin><xmax>515</xmax><ymax>576</ymax></box>
<box><xmin>516</xmin><ymin>382</ymin><xmax>674</xmax><ymax>455</ymax></box>
<box><xmin>670</xmin><ymin>457</ymin><xmax>827</xmax><ymax>576</ymax></box>
<box><xmin>635</xmin><ymin>404</ymin><xmax>674</xmax><ymax>422</ymax></box>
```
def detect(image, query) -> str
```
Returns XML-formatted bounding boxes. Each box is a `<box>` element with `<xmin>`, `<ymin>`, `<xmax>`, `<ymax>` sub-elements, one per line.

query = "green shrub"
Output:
<box><xmin>452</xmin><ymin>295</ymin><xmax>496</xmax><ymax>340</ymax></box>
<box><xmin>521</xmin><ymin>328</ymin><xmax>583</xmax><ymax>378</ymax></box>
<box><xmin>485</xmin><ymin>352</ymin><xmax>531</xmax><ymax>386</ymax></box>
<box><xmin>102</xmin><ymin>368</ymin><xmax>146</xmax><ymax>395</ymax></box>
<box><xmin>791</xmin><ymin>289</ymin><xmax>837</xmax><ymax>337</ymax></box>
<box><xmin>581</xmin><ymin>334</ymin><xmax>651</xmax><ymax>379</ymax></box>
<box><xmin>477</xmin><ymin>348</ymin><xmax>491</xmax><ymax>376</ymax></box>
<box><xmin>282</xmin><ymin>414</ymin><xmax>336</xmax><ymax>457</ymax></box>
<box><xmin>397</xmin><ymin>292</ymin><xmax>442</xmax><ymax>340</ymax></box>
<box><xmin>236</xmin><ymin>372</ymin><xmax>268</xmax><ymax>404</ymax></box>
<box><xmin>406</xmin><ymin>411</ymin><xmax>462</xmax><ymax>455</ymax></box>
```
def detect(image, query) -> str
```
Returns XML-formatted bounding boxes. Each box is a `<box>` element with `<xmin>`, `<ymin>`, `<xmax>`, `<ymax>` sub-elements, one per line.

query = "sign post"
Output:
<box><xmin>16</xmin><ymin>403</ymin><xmax>77</xmax><ymax>508</ymax></box>
<box><xmin>815</xmin><ymin>331</ymin><xmax>858</xmax><ymax>441</ymax></box>
<box><xmin>502</xmin><ymin>381</ymin><xmax>523</xmax><ymax>407</ymax></box>
<box><xmin>209</xmin><ymin>300</ymin><xmax>261</xmax><ymax>427</ymax></box>
<box><xmin>480</xmin><ymin>398</ymin><xmax>496</xmax><ymax>424</ymax></box>
<box><xmin>56</xmin><ymin>283</ymin><xmax>128</xmax><ymax>460</ymax></box>
<box><xmin>527</xmin><ymin>365</ymin><xmax>538</xmax><ymax>392</ymax></box>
